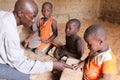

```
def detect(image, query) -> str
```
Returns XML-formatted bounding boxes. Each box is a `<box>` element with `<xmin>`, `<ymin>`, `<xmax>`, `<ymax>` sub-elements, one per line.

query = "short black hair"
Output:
<box><xmin>66</xmin><ymin>18</ymin><xmax>81</xmax><ymax>29</ymax></box>
<box><xmin>42</xmin><ymin>2</ymin><xmax>53</xmax><ymax>9</ymax></box>
<box><xmin>84</xmin><ymin>24</ymin><xmax>107</xmax><ymax>41</ymax></box>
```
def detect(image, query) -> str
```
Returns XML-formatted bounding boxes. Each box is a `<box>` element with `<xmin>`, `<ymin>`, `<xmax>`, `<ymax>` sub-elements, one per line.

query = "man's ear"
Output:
<box><xmin>17</xmin><ymin>10</ymin><xmax>24</xmax><ymax>17</ymax></box>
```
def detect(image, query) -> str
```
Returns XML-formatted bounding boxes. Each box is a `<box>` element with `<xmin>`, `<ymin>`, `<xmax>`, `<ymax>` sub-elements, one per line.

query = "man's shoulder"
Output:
<box><xmin>0</xmin><ymin>10</ymin><xmax>11</xmax><ymax>18</ymax></box>
<box><xmin>0</xmin><ymin>11</ymin><xmax>17</xmax><ymax>34</ymax></box>
<box><xmin>0</xmin><ymin>11</ymin><xmax>13</xmax><ymax>24</ymax></box>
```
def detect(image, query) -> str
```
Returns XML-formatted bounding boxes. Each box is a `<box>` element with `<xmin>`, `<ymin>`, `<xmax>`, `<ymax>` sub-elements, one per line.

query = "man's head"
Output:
<box><xmin>65</xmin><ymin>18</ymin><xmax>81</xmax><ymax>36</ymax></box>
<box><xmin>84</xmin><ymin>24</ymin><xmax>107</xmax><ymax>53</ymax></box>
<box><xmin>13</xmin><ymin>0</ymin><xmax>38</xmax><ymax>27</ymax></box>
<box><xmin>41</xmin><ymin>2</ymin><xmax>53</xmax><ymax>19</ymax></box>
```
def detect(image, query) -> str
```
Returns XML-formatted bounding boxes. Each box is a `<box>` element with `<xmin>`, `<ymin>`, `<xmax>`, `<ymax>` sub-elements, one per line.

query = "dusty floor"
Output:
<box><xmin>20</xmin><ymin>19</ymin><xmax>120</xmax><ymax>80</ymax></box>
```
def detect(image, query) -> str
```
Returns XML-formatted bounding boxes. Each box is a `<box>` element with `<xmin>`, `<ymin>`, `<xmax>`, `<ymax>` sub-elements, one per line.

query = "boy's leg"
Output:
<box><xmin>0</xmin><ymin>64</ymin><xmax>30</xmax><ymax>80</ymax></box>
<box><xmin>28</xmin><ymin>35</ymin><xmax>41</xmax><ymax>49</ymax></box>
<box><xmin>34</xmin><ymin>48</ymin><xmax>49</xmax><ymax>55</ymax></box>
<box><xmin>53</xmin><ymin>46</ymin><xmax>67</xmax><ymax>60</ymax></box>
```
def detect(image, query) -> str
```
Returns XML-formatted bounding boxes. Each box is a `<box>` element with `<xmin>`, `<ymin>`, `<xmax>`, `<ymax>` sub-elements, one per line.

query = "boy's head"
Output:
<box><xmin>41</xmin><ymin>2</ymin><xmax>53</xmax><ymax>19</ymax></box>
<box><xmin>65</xmin><ymin>19</ymin><xmax>81</xmax><ymax>36</ymax></box>
<box><xmin>13</xmin><ymin>0</ymin><xmax>38</xmax><ymax>27</ymax></box>
<box><xmin>84</xmin><ymin>24</ymin><xmax>107</xmax><ymax>53</ymax></box>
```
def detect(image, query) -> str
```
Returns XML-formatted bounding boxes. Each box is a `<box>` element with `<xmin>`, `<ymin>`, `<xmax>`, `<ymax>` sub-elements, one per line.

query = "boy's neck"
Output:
<box><xmin>97</xmin><ymin>43</ymin><xmax>109</xmax><ymax>53</ymax></box>
<box><xmin>43</xmin><ymin>16</ymin><xmax>51</xmax><ymax>20</ymax></box>
<box><xmin>43</xmin><ymin>16</ymin><xmax>51</xmax><ymax>24</ymax></box>
<box><xmin>67</xmin><ymin>34</ymin><xmax>77</xmax><ymax>37</ymax></box>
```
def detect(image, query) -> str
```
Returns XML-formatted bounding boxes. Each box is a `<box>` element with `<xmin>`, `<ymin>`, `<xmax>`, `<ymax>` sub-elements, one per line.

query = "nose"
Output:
<box><xmin>87</xmin><ymin>45</ymin><xmax>90</xmax><ymax>49</ymax></box>
<box><xmin>32</xmin><ymin>17</ymin><xmax>36</xmax><ymax>23</ymax></box>
<box><xmin>66</xmin><ymin>28</ymin><xmax>70</xmax><ymax>32</ymax></box>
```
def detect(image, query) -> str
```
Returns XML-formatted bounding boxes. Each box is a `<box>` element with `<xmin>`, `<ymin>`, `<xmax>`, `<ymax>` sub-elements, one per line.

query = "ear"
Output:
<box><xmin>76</xmin><ymin>29</ymin><xmax>79</xmax><ymax>33</ymax></box>
<box><xmin>99</xmin><ymin>40</ymin><xmax>103</xmax><ymax>45</ymax></box>
<box><xmin>17</xmin><ymin>10</ymin><xmax>24</xmax><ymax>17</ymax></box>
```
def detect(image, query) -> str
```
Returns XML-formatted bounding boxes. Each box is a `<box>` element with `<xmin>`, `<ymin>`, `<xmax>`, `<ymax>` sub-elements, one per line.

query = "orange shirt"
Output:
<box><xmin>83</xmin><ymin>49</ymin><xmax>116</xmax><ymax>80</ymax></box>
<box><xmin>37</xmin><ymin>16</ymin><xmax>53</xmax><ymax>51</ymax></box>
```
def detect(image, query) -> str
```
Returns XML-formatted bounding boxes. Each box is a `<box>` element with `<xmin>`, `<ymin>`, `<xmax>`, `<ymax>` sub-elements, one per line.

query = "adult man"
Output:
<box><xmin>0</xmin><ymin>0</ymin><xmax>71</xmax><ymax>80</ymax></box>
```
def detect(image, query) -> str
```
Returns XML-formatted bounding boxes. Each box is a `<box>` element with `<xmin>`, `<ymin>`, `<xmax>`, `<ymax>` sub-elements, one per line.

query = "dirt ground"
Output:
<box><xmin>20</xmin><ymin>19</ymin><xmax>120</xmax><ymax>80</ymax></box>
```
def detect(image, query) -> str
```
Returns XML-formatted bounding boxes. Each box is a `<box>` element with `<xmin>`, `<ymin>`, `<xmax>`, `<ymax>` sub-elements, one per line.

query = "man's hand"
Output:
<box><xmin>24</xmin><ymin>39</ymin><xmax>29</xmax><ymax>48</ymax></box>
<box><xmin>53</xmin><ymin>61</ymin><xmax>72</xmax><ymax>71</ymax></box>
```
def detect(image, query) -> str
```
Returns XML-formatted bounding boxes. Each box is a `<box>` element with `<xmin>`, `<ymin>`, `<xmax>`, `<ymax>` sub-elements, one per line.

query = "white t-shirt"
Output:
<box><xmin>0</xmin><ymin>10</ymin><xmax>53</xmax><ymax>74</ymax></box>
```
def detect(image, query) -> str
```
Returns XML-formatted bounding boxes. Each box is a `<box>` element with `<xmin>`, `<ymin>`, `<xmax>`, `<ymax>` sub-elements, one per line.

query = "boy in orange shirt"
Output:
<box><xmin>24</xmin><ymin>2</ymin><xmax>58</xmax><ymax>55</ymax></box>
<box><xmin>72</xmin><ymin>24</ymin><xmax>116</xmax><ymax>80</ymax></box>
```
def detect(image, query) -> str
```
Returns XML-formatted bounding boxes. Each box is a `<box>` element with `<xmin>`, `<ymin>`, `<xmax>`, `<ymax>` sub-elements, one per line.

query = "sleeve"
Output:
<box><xmin>5</xmin><ymin>38</ymin><xmax>53</xmax><ymax>74</ymax></box>
<box><xmin>102</xmin><ymin>59</ymin><xmax>117</xmax><ymax>74</ymax></box>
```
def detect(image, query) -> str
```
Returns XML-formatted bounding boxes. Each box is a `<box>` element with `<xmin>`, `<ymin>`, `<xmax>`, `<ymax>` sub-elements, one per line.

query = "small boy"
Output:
<box><xmin>72</xmin><ymin>24</ymin><xmax>116</xmax><ymax>80</ymax></box>
<box><xmin>53</xmin><ymin>19</ymin><xmax>84</xmax><ymax>60</ymax></box>
<box><xmin>24</xmin><ymin>2</ymin><xmax>58</xmax><ymax>55</ymax></box>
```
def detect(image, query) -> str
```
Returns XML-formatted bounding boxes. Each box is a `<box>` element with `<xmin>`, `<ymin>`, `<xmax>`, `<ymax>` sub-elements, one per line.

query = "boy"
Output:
<box><xmin>24</xmin><ymin>2</ymin><xmax>58</xmax><ymax>55</ymax></box>
<box><xmin>72</xmin><ymin>24</ymin><xmax>116</xmax><ymax>80</ymax></box>
<box><xmin>53</xmin><ymin>19</ymin><xmax>84</xmax><ymax>60</ymax></box>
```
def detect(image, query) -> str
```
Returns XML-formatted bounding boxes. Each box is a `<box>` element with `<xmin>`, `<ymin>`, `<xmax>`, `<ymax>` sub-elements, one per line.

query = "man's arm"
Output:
<box><xmin>6</xmin><ymin>38</ymin><xmax>70</xmax><ymax>74</ymax></box>
<box><xmin>99</xmin><ymin>74</ymin><xmax>111</xmax><ymax>80</ymax></box>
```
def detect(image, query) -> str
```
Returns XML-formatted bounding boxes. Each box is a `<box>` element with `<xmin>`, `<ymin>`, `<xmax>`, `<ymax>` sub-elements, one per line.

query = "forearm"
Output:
<box><xmin>43</xmin><ymin>34</ymin><xmax>57</xmax><ymax>44</ymax></box>
<box><xmin>14</xmin><ymin>57</ymin><xmax>53</xmax><ymax>74</ymax></box>
<box><xmin>98</xmin><ymin>74</ymin><xmax>111</xmax><ymax>80</ymax></box>
<box><xmin>53</xmin><ymin>61</ymin><xmax>72</xmax><ymax>71</ymax></box>
<box><xmin>99</xmin><ymin>78</ymin><xmax>110</xmax><ymax>80</ymax></box>
<box><xmin>6</xmin><ymin>40</ymin><xmax>53</xmax><ymax>74</ymax></box>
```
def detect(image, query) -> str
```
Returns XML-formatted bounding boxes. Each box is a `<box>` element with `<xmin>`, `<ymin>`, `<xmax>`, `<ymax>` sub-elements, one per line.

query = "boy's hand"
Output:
<box><xmin>72</xmin><ymin>61</ymin><xmax>84</xmax><ymax>71</ymax></box>
<box><xmin>41</xmin><ymin>39</ymin><xmax>48</xmax><ymax>44</ymax></box>
<box><xmin>53</xmin><ymin>61</ymin><xmax>72</xmax><ymax>71</ymax></box>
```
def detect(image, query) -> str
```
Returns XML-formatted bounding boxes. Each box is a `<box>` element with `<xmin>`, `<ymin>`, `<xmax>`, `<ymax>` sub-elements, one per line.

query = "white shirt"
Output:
<box><xmin>0</xmin><ymin>10</ymin><xmax>53</xmax><ymax>74</ymax></box>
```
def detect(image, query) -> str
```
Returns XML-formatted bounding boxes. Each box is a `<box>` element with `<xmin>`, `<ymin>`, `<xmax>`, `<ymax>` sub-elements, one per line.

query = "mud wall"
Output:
<box><xmin>0</xmin><ymin>0</ymin><xmax>101</xmax><ymax>24</ymax></box>
<box><xmin>100</xmin><ymin>0</ymin><xmax>120</xmax><ymax>24</ymax></box>
<box><xmin>0</xmin><ymin>0</ymin><xmax>120</xmax><ymax>24</ymax></box>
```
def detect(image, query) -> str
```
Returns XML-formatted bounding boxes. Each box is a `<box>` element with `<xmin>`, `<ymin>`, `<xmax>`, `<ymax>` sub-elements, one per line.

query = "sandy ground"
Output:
<box><xmin>19</xmin><ymin>19</ymin><xmax>120</xmax><ymax>80</ymax></box>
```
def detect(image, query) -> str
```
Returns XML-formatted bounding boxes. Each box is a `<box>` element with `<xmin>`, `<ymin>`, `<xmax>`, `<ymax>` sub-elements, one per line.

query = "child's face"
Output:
<box><xmin>42</xmin><ymin>5</ymin><xmax>52</xmax><ymax>18</ymax></box>
<box><xmin>65</xmin><ymin>22</ymin><xmax>78</xmax><ymax>36</ymax></box>
<box><xmin>84</xmin><ymin>35</ymin><xmax>102</xmax><ymax>53</ymax></box>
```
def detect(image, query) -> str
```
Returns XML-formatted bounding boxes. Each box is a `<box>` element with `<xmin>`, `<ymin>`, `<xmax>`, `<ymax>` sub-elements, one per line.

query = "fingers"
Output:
<box><xmin>72</xmin><ymin>64</ymin><xmax>79</xmax><ymax>70</ymax></box>
<box><xmin>24</xmin><ymin>40</ymin><xmax>29</xmax><ymax>48</ymax></box>
<box><xmin>24</xmin><ymin>43</ymin><xmax>28</xmax><ymax>48</ymax></box>
<box><xmin>64</xmin><ymin>64</ymin><xmax>73</xmax><ymax>69</ymax></box>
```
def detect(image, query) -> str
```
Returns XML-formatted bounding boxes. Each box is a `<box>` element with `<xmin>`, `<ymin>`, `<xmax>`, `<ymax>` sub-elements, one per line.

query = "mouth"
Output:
<box><xmin>25</xmin><ymin>23</ymin><xmax>32</xmax><ymax>27</ymax></box>
<box><xmin>66</xmin><ymin>33</ymin><xmax>70</xmax><ymax>36</ymax></box>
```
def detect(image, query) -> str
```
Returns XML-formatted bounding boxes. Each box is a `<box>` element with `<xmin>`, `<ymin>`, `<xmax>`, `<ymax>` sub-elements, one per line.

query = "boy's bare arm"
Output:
<box><xmin>42</xmin><ymin>19</ymin><xmax>58</xmax><ymax>44</ymax></box>
<box><xmin>99</xmin><ymin>74</ymin><xmax>111</xmax><ymax>80</ymax></box>
<box><xmin>77</xmin><ymin>38</ymin><xmax>84</xmax><ymax>58</ymax></box>
<box><xmin>62</xmin><ymin>50</ymin><xmax>80</xmax><ymax>58</ymax></box>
